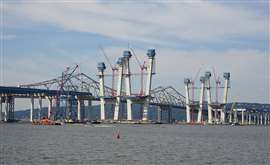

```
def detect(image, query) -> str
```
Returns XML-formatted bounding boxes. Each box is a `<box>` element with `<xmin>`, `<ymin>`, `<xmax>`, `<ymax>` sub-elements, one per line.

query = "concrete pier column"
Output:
<box><xmin>30</xmin><ymin>97</ymin><xmax>34</xmax><ymax>122</ymax></box>
<box><xmin>257</xmin><ymin>114</ymin><xmax>260</xmax><ymax>125</ymax></box>
<box><xmin>142</xmin><ymin>49</ymin><xmax>156</xmax><ymax>121</ymax></box>
<box><xmin>222</xmin><ymin>72</ymin><xmax>230</xmax><ymax>124</ymax></box>
<box><xmin>168</xmin><ymin>108</ymin><xmax>172</xmax><ymax>124</ymax></box>
<box><xmin>241</xmin><ymin>110</ymin><xmax>244</xmax><ymax>125</ymax></box>
<box><xmin>248</xmin><ymin>113</ymin><xmax>251</xmax><ymax>125</ymax></box>
<box><xmin>122</xmin><ymin>51</ymin><xmax>133</xmax><ymax>121</ymax></box>
<box><xmin>55</xmin><ymin>98</ymin><xmax>60</xmax><ymax>120</ymax></box>
<box><xmin>229</xmin><ymin>111</ymin><xmax>232</xmax><ymax>123</ymax></box>
<box><xmin>38</xmin><ymin>97</ymin><xmax>42</xmax><ymax>120</ymax></box>
<box><xmin>77</xmin><ymin>99</ymin><xmax>81</xmax><ymax>121</ymax></box>
<box><xmin>87</xmin><ymin>100</ymin><xmax>92</xmax><ymax>121</ymax></box>
<box><xmin>48</xmin><ymin>97</ymin><xmax>52</xmax><ymax>119</ymax></box>
<box><xmin>97</xmin><ymin>62</ymin><xmax>106</xmax><ymax>121</ymax></box>
<box><xmin>114</xmin><ymin>57</ymin><xmax>124</xmax><ymax>121</ymax></box>
<box><xmin>264</xmin><ymin>113</ymin><xmax>267</xmax><ymax>125</ymax></box>
<box><xmin>197</xmin><ymin>76</ymin><xmax>205</xmax><ymax>123</ymax></box>
<box><xmin>81</xmin><ymin>100</ymin><xmax>85</xmax><ymax>121</ymax></box>
<box><xmin>184</xmin><ymin>78</ymin><xmax>191</xmax><ymax>123</ymax></box>
<box><xmin>205</xmin><ymin>71</ymin><xmax>212</xmax><ymax>124</ymax></box>
<box><xmin>267</xmin><ymin>113</ymin><xmax>270</xmax><ymax>125</ymax></box>
<box><xmin>233</xmin><ymin>110</ymin><xmax>237</xmax><ymax>124</ymax></box>
<box><xmin>4</xmin><ymin>97</ymin><xmax>8</xmax><ymax>122</ymax></box>
<box><xmin>66</xmin><ymin>96</ymin><xmax>72</xmax><ymax>120</ymax></box>
<box><xmin>0</xmin><ymin>97</ymin><xmax>2</xmax><ymax>121</ymax></box>
<box><xmin>157</xmin><ymin>106</ymin><xmax>161</xmax><ymax>123</ymax></box>
<box><xmin>260</xmin><ymin>114</ymin><xmax>263</xmax><ymax>125</ymax></box>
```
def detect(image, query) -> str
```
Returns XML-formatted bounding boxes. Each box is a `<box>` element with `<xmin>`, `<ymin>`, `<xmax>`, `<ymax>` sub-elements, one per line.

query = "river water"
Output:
<box><xmin>0</xmin><ymin>123</ymin><xmax>269</xmax><ymax>165</ymax></box>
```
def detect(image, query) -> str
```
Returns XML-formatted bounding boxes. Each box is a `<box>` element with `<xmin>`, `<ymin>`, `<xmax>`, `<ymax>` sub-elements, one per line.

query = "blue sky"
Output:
<box><xmin>0</xmin><ymin>0</ymin><xmax>269</xmax><ymax>109</ymax></box>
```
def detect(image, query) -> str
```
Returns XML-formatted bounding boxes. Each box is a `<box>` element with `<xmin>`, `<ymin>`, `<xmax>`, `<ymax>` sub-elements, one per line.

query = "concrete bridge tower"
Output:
<box><xmin>197</xmin><ymin>76</ymin><xmax>206</xmax><ymax>123</ymax></box>
<box><xmin>205</xmin><ymin>71</ymin><xmax>213</xmax><ymax>124</ymax></box>
<box><xmin>142</xmin><ymin>49</ymin><xmax>156</xmax><ymax>121</ymax></box>
<box><xmin>98</xmin><ymin>62</ymin><xmax>106</xmax><ymax>121</ymax></box>
<box><xmin>184</xmin><ymin>78</ymin><xmax>191</xmax><ymax>123</ymax></box>
<box><xmin>114</xmin><ymin>57</ymin><xmax>124</xmax><ymax>121</ymax></box>
<box><xmin>123</xmin><ymin>50</ymin><xmax>133</xmax><ymax>121</ymax></box>
<box><xmin>222</xmin><ymin>72</ymin><xmax>230</xmax><ymax>123</ymax></box>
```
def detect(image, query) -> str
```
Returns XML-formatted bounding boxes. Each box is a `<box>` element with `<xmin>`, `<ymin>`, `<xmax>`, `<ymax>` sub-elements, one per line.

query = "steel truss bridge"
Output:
<box><xmin>0</xmin><ymin>66</ymin><xmax>269</xmax><ymax>123</ymax></box>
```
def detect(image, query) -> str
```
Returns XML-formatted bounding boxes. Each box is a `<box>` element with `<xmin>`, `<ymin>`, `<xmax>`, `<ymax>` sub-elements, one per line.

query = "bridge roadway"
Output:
<box><xmin>0</xmin><ymin>85</ymin><xmax>185</xmax><ymax>122</ymax></box>
<box><xmin>0</xmin><ymin>86</ymin><xmax>93</xmax><ymax>98</ymax></box>
<box><xmin>0</xmin><ymin>86</ymin><xmax>94</xmax><ymax>122</ymax></box>
<box><xmin>0</xmin><ymin>85</ymin><xmax>269</xmax><ymax>124</ymax></box>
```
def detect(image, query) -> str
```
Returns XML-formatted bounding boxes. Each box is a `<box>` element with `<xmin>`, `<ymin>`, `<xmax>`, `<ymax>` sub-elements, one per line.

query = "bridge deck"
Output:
<box><xmin>0</xmin><ymin>86</ymin><xmax>93</xmax><ymax>98</ymax></box>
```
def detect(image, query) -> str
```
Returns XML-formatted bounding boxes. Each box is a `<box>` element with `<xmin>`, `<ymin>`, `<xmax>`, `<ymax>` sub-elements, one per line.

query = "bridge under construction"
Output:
<box><xmin>0</xmin><ymin>49</ymin><xmax>269</xmax><ymax>125</ymax></box>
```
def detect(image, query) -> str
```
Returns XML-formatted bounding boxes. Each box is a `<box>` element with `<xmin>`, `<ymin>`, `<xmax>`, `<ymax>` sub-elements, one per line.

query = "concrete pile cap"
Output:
<box><xmin>97</xmin><ymin>62</ymin><xmax>106</xmax><ymax>71</ymax></box>
<box><xmin>184</xmin><ymin>78</ymin><xmax>191</xmax><ymax>84</ymax></box>
<box><xmin>147</xmin><ymin>49</ymin><xmax>156</xmax><ymax>58</ymax></box>
<box><xmin>224</xmin><ymin>72</ymin><xmax>230</xmax><ymax>80</ymax></box>
<box><xmin>123</xmin><ymin>50</ymin><xmax>132</xmax><ymax>59</ymax></box>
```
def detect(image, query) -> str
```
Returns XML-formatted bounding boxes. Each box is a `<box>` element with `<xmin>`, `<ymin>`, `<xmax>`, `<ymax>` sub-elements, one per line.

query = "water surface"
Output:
<box><xmin>0</xmin><ymin>124</ymin><xmax>269</xmax><ymax>165</ymax></box>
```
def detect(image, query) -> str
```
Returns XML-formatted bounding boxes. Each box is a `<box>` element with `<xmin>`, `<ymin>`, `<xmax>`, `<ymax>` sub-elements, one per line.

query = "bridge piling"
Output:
<box><xmin>0</xmin><ymin>97</ymin><xmax>2</xmax><ymax>121</ymax></box>
<box><xmin>241</xmin><ymin>110</ymin><xmax>244</xmax><ymax>125</ymax></box>
<box><xmin>66</xmin><ymin>96</ymin><xmax>71</xmax><ymax>120</ymax></box>
<box><xmin>30</xmin><ymin>97</ymin><xmax>34</xmax><ymax>122</ymax></box>
<box><xmin>77</xmin><ymin>99</ymin><xmax>81</xmax><ymax>121</ymax></box>
<box><xmin>157</xmin><ymin>106</ymin><xmax>161</xmax><ymax>123</ymax></box>
<box><xmin>38</xmin><ymin>97</ymin><xmax>42</xmax><ymax>120</ymax></box>
<box><xmin>97</xmin><ymin>62</ymin><xmax>106</xmax><ymax>121</ymax></box>
<box><xmin>47</xmin><ymin>97</ymin><xmax>52</xmax><ymax>119</ymax></box>
<box><xmin>248</xmin><ymin>113</ymin><xmax>251</xmax><ymax>125</ymax></box>
<box><xmin>87</xmin><ymin>100</ymin><xmax>92</xmax><ymax>121</ymax></box>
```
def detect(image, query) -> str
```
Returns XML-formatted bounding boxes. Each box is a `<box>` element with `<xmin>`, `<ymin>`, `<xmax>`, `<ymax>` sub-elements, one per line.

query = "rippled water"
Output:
<box><xmin>0</xmin><ymin>123</ymin><xmax>269</xmax><ymax>165</ymax></box>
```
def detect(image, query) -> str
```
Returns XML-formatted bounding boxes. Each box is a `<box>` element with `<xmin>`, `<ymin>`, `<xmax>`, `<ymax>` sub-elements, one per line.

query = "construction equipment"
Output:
<box><xmin>99</xmin><ymin>46</ymin><xmax>118</xmax><ymax>96</ymax></box>
<box><xmin>129</xmin><ymin>47</ymin><xmax>147</xmax><ymax>96</ymax></box>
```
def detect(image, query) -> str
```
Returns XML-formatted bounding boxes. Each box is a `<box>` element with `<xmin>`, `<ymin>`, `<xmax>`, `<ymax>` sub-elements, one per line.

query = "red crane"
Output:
<box><xmin>129</xmin><ymin>47</ymin><xmax>147</xmax><ymax>96</ymax></box>
<box><xmin>99</xmin><ymin>46</ymin><xmax>117</xmax><ymax>96</ymax></box>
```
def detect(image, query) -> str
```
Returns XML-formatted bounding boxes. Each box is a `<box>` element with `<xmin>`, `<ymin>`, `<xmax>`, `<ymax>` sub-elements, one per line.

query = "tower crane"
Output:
<box><xmin>99</xmin><ymin>46</ymin><xmax>117</xmax><ymax>96</ymax></box>
<box><xmin>129</xmin><ymin>47</ymin><xmax>147</xmax><ymax>96</ymax></box>
<box><xmin>190</xmin><ymin>68</ymin><xmax>202</xmax><ymax>123</ymax></box>
<box><xmin>212</xmin><ymin>67</ymin><xmax>221</xmax><ymax>123</ymax></box>
<box><xmin>212</xmin><ymin>67</ymin><xmax>221</xmax><ymax>103</ymax></box>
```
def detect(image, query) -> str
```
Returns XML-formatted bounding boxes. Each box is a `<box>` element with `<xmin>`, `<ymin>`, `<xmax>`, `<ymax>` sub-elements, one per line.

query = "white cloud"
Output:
<box><xmin>154</xmin><ymin>48</ymin><xmax>269</xmax><ymax>103</ymax></box>
<box><xmin>2</xmin><ymin>1</ymin><xmax>269</xmax><ymax>105</ymax></box>
<box><xmin>4</xmin><ymin>0</ymin><xmax>268</xmax><ymax>44</ymax></box>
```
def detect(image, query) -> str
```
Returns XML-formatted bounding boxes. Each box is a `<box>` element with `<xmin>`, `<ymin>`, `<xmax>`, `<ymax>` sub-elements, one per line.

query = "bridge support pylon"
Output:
<box><xmin>97</xmin><ymin>62</ymin><xmax>106</xmax><ymax>121</ymax></box>
<box><xmin>38</xmin><ymin>97</ymin><xmax>42</xmax><ymax>120</ymax></box>
<box><xmin>30</xmin><ymin>97</ymin><xmax>34</xmax><ymax>122</ymax></box>
<box><xmin>157</xmin><ymin>106</ymin><xmax>161</xmax><ymax>123</ymax></box>
<box><xmin>114</xmin><ymin>57</ymin><xmax>124</xmax><ymax>121</ymax></box>
<box><xmin>205</xmin><ymin>71</ymin><xmax>213</xmax><ymax>124</ymax></box>
<box><xmin>47</xmin><ymin>97</ymin><xmax>52</xmax><ymax>120</ymax></box>
<box><xmin>0</xmin><ymin>97</ymin><xmax>3</xmax><ymax>121</ymax></box>
<box><xmin>142</xmin><ymin>49</ymin><xmax>156</xmax><ymax>121</ymax></box>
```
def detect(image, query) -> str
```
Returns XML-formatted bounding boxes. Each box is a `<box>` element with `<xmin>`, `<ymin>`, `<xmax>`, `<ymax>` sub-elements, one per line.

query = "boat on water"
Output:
<box><xmin>32</xmin><ymin>118</ymin><xmax>63</xmax><ymax>125</ymax></box>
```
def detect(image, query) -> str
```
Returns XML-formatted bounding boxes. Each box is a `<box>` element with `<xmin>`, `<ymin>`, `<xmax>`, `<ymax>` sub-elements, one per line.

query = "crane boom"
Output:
<box><xmin>99</xmin><ymin>46</ymin><xmax>114</xmax><ymax>70</ymax></box>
